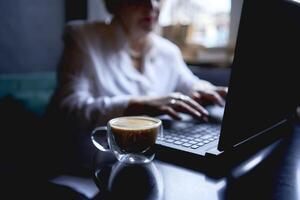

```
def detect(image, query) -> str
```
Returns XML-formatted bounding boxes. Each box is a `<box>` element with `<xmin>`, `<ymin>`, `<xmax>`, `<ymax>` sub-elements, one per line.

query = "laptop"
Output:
<box><xmin>155</xmin><ymin>0</ymin><xmax>300</xmax><ymax>169</ymax></box>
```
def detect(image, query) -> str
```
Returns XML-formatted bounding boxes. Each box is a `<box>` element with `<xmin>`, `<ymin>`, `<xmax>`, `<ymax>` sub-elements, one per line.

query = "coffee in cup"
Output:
<box><xmin>110</xmin><ymin>117</ymin><xmax>159</xmax><ymax>153</ymax></box>
<box><xmin>91</xmin><ymin>116</ymin><xmax>162</xmax><ymax>164</ymax></box>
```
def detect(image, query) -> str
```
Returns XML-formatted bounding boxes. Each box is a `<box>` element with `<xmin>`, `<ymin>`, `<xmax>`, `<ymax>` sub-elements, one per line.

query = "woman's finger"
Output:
<box><xmin>160</xmin><ymin>105</ymin><xmax>181</xmax><ymax>120</ymax></box>
<box><xmin>178</xmin><ymin>95</ymin><xmax>209</xmax><ymax>116</ymax></box>
<box><xmin>216</xmin><ymin>86</ymin><xmax>228</xmax><ymax>97</ymax></box>
<box><xmin>201</xmin><ymin>92</ymin><xmax>225</xmax><ymax>107</ymax></box>
<box><xmin>171</xmin><ymin>100</ymin><xmax>205</xmax><ymax>120</ymax></box>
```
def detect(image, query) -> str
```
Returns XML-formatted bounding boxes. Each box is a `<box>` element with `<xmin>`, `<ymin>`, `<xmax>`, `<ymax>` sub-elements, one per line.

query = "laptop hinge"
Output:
<box><xmin>205</xmin><ymin>146</ymin><xmax>223</xmax><ymax>156</ymax></box>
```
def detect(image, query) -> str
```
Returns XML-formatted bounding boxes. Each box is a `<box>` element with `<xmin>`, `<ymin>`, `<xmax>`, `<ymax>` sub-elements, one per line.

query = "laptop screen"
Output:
<box><xmin>218</xmin><ymin>0</ymin><xmax>300</xmax><ymax>150</ymax></box>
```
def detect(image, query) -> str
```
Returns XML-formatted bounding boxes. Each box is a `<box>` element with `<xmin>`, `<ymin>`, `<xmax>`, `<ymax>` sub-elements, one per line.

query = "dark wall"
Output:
<box><xmin>66</xmin><ymin>0</ymin><xmax>87</xmax><ymax>22</ymax></box>
<box><xmin>0</xmin><ymin>0</ymin><xmax>65</xmax><ymax>74</ymax></box>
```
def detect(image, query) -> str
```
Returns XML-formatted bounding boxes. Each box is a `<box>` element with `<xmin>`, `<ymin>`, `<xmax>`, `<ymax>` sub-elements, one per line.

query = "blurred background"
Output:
<box><xmin>0</xmin><ymin>0</ymin><xmax>241</xmax><ymax>118</ymax></box>
<box><xmin>89</xmin><ymin>0</ymin><xmax>242</xmax><ymax>67</ymax></box>
<box><xmin>0</xmin><ymin>0</ymin><xmax>243</xmax><ymax>74</ymax></box>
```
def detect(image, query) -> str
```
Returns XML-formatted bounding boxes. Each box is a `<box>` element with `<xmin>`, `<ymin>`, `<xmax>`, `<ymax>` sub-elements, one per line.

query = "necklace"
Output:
<box><xmin>128</xmin><ymin>48</ymin><xmax>143</xmax><ymax>59</ymax></box>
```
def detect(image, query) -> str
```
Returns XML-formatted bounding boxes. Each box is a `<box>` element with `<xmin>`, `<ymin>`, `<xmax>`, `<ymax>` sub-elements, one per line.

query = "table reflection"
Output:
<box><xmin>92</xmin><ymin>124</ymin><xmax>298</xmax><ymax>200</ymax></box>
<box><xmin>93</xmin><ymin>152</ymin><xmax>164</xmax><ymax>200</ymax></box>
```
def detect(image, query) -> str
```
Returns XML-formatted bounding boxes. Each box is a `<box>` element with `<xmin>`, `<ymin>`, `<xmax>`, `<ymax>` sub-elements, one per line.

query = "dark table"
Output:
<box><xmin>92</xmin><ymin>123</ymin><xmax>300</xmax><ymax>200</ymax></box>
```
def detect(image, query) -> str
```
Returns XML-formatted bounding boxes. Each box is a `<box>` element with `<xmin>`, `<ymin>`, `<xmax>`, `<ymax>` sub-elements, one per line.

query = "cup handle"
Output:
<box><xmin>91</xmin><ymin>126</ymin><xmax>110</xmax><ymax>152</ymax></box>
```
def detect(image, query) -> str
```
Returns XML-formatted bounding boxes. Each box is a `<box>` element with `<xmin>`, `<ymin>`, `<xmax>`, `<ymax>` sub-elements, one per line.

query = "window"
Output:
<box><xmin>158</xmin><ymin>0</ymin><xmax>232</xmax><ymax>66</ymax></box>
<box><xmin>159</xmin><ymin>0</ymin><xmax>231</xmax><ymax>48</ymax></box>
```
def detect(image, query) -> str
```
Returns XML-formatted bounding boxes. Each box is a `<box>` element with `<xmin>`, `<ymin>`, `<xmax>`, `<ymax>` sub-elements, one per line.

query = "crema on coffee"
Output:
<box><xmin>110</xmin><ymin>117</ymin><xmax>160</xmax><ymax>153</ymax></box>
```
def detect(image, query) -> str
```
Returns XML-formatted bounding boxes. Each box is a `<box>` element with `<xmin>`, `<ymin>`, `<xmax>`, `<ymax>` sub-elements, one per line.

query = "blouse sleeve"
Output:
<box><xmin>173</xmin><ymin>46</ymin><xmax>215</xmax><ymax>96</ymax></box>
<box><xmin>55</xmin><ymin>23</ymin><xmax>131</xmax><ymax>130</ymax></box>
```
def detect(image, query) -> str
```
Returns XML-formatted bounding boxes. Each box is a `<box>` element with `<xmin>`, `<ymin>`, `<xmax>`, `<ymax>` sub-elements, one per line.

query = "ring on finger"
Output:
<box><xmin>179</xmin><ymin>94</ymin><xmax>190</xmax><ymax>101</ymax></box>
<box><xmin>169</xmin><ymin>99</ymin><xmax>177</xmax><ymax>105</ymax></box>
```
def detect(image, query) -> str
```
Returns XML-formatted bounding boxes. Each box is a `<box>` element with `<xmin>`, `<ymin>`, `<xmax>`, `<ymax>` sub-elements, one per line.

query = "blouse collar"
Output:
<box><xmin>111</xmin><ymin>18</ymin><xmax>157</xmax><ymax>59</ymax></box>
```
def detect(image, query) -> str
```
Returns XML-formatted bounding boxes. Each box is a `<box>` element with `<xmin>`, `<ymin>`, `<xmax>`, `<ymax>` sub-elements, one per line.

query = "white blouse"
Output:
<box><xmin>54</xmin><ymin>20</ymin><xmax>214</xmax><ymax>128</ymax></box>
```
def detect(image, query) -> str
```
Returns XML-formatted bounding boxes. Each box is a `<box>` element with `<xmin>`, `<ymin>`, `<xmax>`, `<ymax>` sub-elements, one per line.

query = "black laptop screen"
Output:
<box><xmin>218</xmin><ymin>0</ymin><xmax>300</xmax><ymax>150</ymax></box>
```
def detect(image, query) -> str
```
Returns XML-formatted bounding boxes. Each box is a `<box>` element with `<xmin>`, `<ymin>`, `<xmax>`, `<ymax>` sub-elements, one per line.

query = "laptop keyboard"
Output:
<box><xmin>157</xmin><ymin>123</ymin><xmax>221</xmax><ymax>149</ymax></box>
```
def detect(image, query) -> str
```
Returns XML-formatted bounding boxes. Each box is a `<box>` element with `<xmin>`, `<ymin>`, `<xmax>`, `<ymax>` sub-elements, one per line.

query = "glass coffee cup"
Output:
<box><xmin>91</xmin><ymin>116</ymin><xmax>163</xmax><ymax>164</ymax></box>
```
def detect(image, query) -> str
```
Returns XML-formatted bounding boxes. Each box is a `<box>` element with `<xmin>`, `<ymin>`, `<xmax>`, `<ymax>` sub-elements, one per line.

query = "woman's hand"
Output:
<box><xmin>192</xmin><ymin>86</ymin><xmax>228</xmax><ymax>107</ymax></box>
<box><xmin>124</xmin><ymin>93</ymin><xmax>210</xmax><ymax>121</ymax></box>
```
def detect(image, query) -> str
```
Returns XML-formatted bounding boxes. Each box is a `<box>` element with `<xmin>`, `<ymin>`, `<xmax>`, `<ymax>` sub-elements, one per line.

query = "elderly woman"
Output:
<box><xmin>46</xmin><ymin>0</ymin><xmax>227</xmax><ymax>169</ymax></box>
